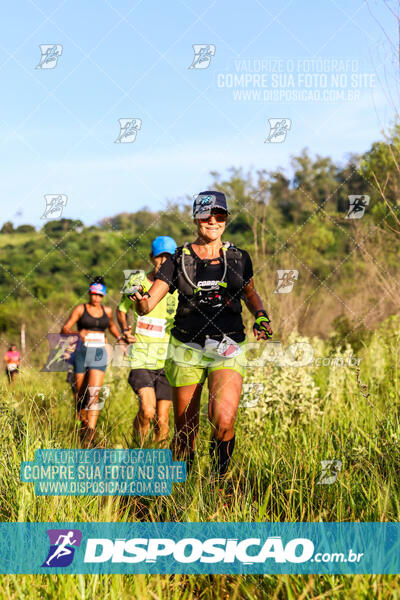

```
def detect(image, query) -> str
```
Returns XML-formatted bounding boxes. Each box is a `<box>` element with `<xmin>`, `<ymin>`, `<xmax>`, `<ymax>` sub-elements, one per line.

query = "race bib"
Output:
<box><xmin>7</xmin><ymin>363</ymin><xmax>17</xmax><ymax>371</ymax></box>
<box><xmin>136</xmin><ymin>315</ymin><xmax>166</xmax><ymax>339</ymax></box>
<box><xmin>84</xmin><ymin>332</ymin><xmax>105</xmax><ymax>348</ymax></box>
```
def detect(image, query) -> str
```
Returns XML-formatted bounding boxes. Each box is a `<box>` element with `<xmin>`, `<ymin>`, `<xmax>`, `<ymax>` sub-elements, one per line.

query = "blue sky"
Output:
<box><xmin>0</xmin><ymin>0</ymin><xmax>398</xmax><ymax>227</ymax></box>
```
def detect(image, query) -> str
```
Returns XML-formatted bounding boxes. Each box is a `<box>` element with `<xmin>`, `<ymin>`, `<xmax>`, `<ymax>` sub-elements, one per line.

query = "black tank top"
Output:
<box><xmin>77</xmin><ymin>304</ymin><xmax>110</xmax><ymax>332</ymax></box>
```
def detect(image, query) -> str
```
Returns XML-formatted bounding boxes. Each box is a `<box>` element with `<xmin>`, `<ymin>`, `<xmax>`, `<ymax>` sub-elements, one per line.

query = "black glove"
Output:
<box><xmin>253</xmin><ymin>310</ymin><xmax>272</xmax><ymax>338</ymax></box>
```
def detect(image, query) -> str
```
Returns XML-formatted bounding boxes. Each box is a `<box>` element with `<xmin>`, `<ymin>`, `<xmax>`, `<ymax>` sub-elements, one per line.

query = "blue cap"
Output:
<box><xmin>151</xmin><ymin>236</ymin><xmax>177</xmax><ymax>257</ymax></box>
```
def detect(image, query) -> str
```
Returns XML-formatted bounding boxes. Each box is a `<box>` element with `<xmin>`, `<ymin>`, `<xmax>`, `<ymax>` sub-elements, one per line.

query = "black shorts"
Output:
<box><xmin>5</xmin><ymin>367</ymin><xmax>18</xmax><ymax>379</ymax></box>
<box><xmin>128</xmin><ymin>368</ymin><xmax>172</xmax><ymax>401</ymax></box>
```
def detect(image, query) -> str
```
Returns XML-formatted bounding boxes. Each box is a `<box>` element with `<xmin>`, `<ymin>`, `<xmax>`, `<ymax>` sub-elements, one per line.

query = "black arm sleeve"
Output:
<box><xmin>154</xmin><ymin>255</ymin><xmax>177</xmax><ymax>293</ymax></box>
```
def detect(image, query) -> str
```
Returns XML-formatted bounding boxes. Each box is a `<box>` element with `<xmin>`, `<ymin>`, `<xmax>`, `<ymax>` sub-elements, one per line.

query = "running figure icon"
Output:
<box><xmin>45</xmin><ymin>531</ymin><xmax>77</xmax><ymax>566</ymax></box>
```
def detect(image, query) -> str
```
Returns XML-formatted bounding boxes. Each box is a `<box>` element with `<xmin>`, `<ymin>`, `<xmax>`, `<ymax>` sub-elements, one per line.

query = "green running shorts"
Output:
<box><xmin>164</xmin><ymin>334</ymin><xmax>247</xmax><ymax>387</ymax></box>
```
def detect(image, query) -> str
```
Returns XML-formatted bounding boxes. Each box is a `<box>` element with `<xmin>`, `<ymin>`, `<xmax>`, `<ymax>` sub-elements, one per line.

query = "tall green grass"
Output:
<box><xmin>0</xmin><ymin>316</ymin><xmax>399</xmax><ymax>598</ymax></box>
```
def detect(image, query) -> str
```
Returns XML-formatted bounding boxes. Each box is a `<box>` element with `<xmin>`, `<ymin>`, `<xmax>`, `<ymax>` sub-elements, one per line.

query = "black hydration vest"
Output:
<box><xmin>174</xmin><ymin>242</ymin><xmax>247</xmax><ymax>318</ymax></box>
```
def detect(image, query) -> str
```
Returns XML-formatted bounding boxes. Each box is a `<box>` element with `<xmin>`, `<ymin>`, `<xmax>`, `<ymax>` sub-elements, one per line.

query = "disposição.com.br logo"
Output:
<box><xmin>40</xmin><ymin>530</ymin><xmax>364</xmax><ymax>568</ymax></box>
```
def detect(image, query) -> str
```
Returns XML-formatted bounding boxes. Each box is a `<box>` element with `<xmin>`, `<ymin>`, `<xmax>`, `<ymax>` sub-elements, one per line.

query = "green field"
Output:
<box><xmin>0</xmin><ymin>315</ymin><xmax>399</xmax><ymax>598</ymax></box>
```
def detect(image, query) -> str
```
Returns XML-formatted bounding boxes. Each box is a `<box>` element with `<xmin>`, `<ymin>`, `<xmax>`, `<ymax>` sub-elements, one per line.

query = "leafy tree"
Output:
<box><xmin>15</xmin><ymin>225</ymin><xmax>35</xmax><ymax>234</ymax></box>
<box><xmin>42</xmin><ymin>219</ymin><xmax>84</xmax><ymax>236</ymax></box>
<box><xmin>336</xmin><ymin>154</ymin><xmax>366</xmax><ymax>215</ymax></box>
<box><xmin>360</xmin><ymin>124</ymin><xmax>400</xmax><ymax>232</ymax></box>
<box><xmin>291</xmin><ymin>150</ymin><xmax>338</xmax><ymax>218</ymax></box>
<box><xmin>1</xmin><ymin>221</ymin><xmax>14</xmax><ymax>234</ymax></box>
<box><xmin>269</xmin><ymin>171</ymin><xmax>295</xmax><ymax>223</ymax></box>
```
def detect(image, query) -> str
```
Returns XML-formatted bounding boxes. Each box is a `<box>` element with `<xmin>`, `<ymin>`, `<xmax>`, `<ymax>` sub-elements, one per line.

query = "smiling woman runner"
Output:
<box><xmin>61</xmin><ymin>276</ymin><xmax>123</xmax><ymax>447</ymax></box>
<box><xmin>132</xmin><ymin>191</ymin><xmax>272</xmax><ymax>481</ymax></box>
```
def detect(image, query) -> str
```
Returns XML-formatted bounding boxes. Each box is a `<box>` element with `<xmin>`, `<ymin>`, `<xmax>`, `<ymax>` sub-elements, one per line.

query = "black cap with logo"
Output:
<box><xmin>192</xmin><ymin>191</ymin><xmax>229</xmax><ymax>218</ymax></box>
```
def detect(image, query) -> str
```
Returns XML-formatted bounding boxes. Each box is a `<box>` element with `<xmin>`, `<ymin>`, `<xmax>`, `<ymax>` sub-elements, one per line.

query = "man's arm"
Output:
<box><xmin>116</xmin><ymin>307</ymin><xmax>128</xmax><ymax>331</ymax></box>
<box><xmin>116</xmin><ymin>298</ymin><xmax>136</xmax><ymax>343</ymax></box>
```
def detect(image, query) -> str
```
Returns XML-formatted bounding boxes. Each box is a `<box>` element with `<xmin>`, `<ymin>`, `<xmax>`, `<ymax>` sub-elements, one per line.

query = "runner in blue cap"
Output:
<box><xmin>117</xmin><ymin>237</ymin><xmax>178</xmax><ymax>447</ymax></box>
<box><xmin>151</xmin><ymin>236</ymin><xmax>177</xmax><ymax>257</ymax></box>
<box><xmin>131</xmin><ymin>191</ymin><xmax>272</xmax><ymax>482</ymax></box>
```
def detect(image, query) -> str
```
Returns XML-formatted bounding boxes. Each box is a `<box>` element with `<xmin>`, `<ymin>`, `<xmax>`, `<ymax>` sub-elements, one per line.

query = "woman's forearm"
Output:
<box><xmin>109</xmin><ymin>322</ymin><xmax>122</xmax><ymax>339</ymax></box>
<box><xmin>245</xmin><ymin>288</ymin><xmax>266</xmax><ymax>316</ymax></box>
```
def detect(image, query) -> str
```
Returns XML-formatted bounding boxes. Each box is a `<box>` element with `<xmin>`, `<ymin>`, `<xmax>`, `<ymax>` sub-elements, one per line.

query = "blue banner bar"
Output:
<box><xmin>0</xmin><ymin>522</ymin><xmax>399</xmax><ymax>574</ymax></box>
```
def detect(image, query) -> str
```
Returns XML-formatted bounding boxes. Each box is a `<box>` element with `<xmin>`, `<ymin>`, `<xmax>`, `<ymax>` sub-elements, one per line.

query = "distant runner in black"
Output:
<box><xmin>61</xmin><ymin>276</ymin><xmax>123</xmax><ymax>447</ymax></box>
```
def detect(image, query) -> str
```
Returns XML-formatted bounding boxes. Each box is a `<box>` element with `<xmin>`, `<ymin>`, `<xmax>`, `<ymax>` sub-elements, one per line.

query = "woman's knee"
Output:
<box><xmin>139</xmin><ymin>405</ymin><xmax>156</xmax><ymax>421</ymax></box>
<box><xmin>209</xmin><ymin>415</ymin><xmax>236</xmax><ymax>437</ymax></box>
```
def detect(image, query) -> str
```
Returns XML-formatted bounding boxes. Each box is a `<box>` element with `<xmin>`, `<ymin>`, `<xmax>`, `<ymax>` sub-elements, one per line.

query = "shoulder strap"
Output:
<box><xmin>180</xmin><ymin>242</ymin><xmax>198</xmax><ymax>291</ymax></box>
<box><xmin>225</xmin><ymin>242</ymin><xmax>242</xmax><ymax>260</ymax></box>
<box><xmin>174</xmin><ymin>245</ymin><xmax>188</xmax><ymax>266</ymax></box>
